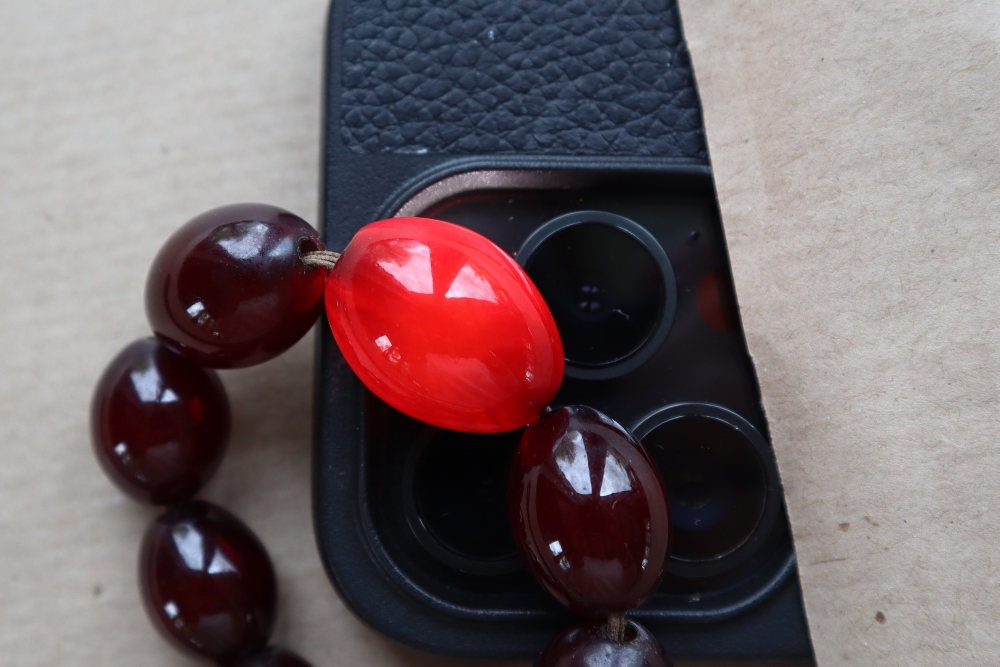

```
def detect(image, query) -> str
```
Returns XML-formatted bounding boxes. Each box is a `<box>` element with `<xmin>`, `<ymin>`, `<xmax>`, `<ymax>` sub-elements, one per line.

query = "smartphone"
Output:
<box><xmin>314</xmin><ymin>1</ymin><xmax>812</xmax><ymax>662</ymax></box>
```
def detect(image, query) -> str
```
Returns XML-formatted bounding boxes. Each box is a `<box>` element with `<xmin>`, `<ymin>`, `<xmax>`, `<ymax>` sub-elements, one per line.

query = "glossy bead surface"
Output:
<box><xmin>536</xmin><ymin>618</ymin><xmax>673</xmax><ymax>667</ymax></box>
<box><xmin>231</xmin><ymin>646</ymin><xmax>313</xmax><ymax>667</ymax></box>
<box><xmin>326</xmin><ymin>217</ymin><xmax>564</xmax><ymax>433</ymax></box>
<box><xmin>509</xmin><ymin>406</ymin><xmax>670</xmax><ymax>616</ymax></box>
<box><xmin>90</xmin><ymin>338</ymin><xmax>230</xmax><ymax>505</ymax></box>
<box><xmin>140</xmin><ymin>501</ymin><xmax>277</xmax><ymax>662</ymax></box>
<box><xmin>146</xmin><ymin>203</ymin><xmax>327</xmax><ymax>368</ymax></box>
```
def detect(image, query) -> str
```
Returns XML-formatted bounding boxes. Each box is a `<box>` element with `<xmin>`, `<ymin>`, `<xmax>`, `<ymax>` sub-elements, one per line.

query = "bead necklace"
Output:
<box><xmin>91</xmin><ymin>203</ymin><xmax>674</xmax><ymax>667</ymax></box>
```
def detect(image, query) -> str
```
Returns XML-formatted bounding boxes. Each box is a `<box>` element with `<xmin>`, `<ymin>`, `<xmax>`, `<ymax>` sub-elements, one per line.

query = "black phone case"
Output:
<box><xmin>314</xmin><ymin>1</ymin><xmax>813</xmax><ymax>662</ymax></box>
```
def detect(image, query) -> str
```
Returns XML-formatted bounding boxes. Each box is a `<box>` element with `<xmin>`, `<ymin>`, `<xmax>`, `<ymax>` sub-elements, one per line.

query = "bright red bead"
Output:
<box><xmin>509</xmin><ymin>406</ymin><xmax>670</xmax><ymax>616</ymax></box>
<box><xmin>90</xmin><ymin>339</ymin><xmax>230</xmax><ymax>505</ymax></box>
<box><xmin>325</xmin><ymin>217</ymin><xmax>564</xmax><ymax>433</ymax></box>
<box><xmin>146</xmin><ymin>203</ymin><xmax>327</xmax><ymax>368</ymax></box>
<box><xmin>140</xmin><ymin>501</ymin><xmax>277</xmax><ymax>663</ymax></box>
<box><xmin>536</xmin><ymin>618</ymin><xmax>673</xmax><ymax>667</ymax></box>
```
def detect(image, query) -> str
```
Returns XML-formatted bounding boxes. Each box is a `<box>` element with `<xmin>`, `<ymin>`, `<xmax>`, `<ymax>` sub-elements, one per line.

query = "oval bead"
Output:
<box><xmin>509</xmin><ymin>406</ymin><xmax>670</xmax><ymax>616</ymax></box>
<box><xmin>232</xmin><ymin>646</ymin><xmax>314</xmax><ymax>667</ymax></box>
<box><xmin>325</xmin><ymin>217</ymin><xmax>564</xmax><ymax>433</ymax></box>
<box><xmin>140</xmin><ymin>501</ymin><xmax>277</xmax><ymax>662</ymax></box>
<box><xmin>90</xmin><ymin>338</ymin><xmax>230</xmax><ymax>505</ymax></box>
<box><xmin>146</xmin><ymin>203</ymin><xmax>327</xmax><ymax>368</ymax></box>
<box><xmin>536</xmin><ymin>618</ymin><xmax>673</xmax><ymax>667</ymax></box>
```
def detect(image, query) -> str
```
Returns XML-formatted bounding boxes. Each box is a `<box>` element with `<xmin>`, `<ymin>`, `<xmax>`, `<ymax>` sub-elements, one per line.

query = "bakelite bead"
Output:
<box><xmin>90</xmin><ymin>338</ymin><xmax>230</xmax><ymax>505</ymax></box>
<box><xmin>232</xmin><ymin>646</ymin><xmax>313</xmax><ymax>667</ymax></box>
<box><xmin>325</xmin><ymin>217</ymin><xmax>564</xmax><ymax>433</ymax></box>
<box><xmin>146</xmin><ymin>203</ymin><xmax>327</xmax><ymax>368</ymax></box>
<box><xmin>509</xmin><ymin>406</ymin><xmax>670</xmax><ymax>616</ymax></box>
<box><xmin>536</xmin><ymin>618</ymin><xmax>674</xmax><ymax>667</ymax></box>
<box><xmin>140</xmin><ymin>501</ymin><xmax>277</xmax><ymax>663</ymax></box>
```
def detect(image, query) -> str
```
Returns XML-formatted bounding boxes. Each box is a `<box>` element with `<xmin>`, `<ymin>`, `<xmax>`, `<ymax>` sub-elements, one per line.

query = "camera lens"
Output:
<box><xmin>634</xmin><ymin>404</ymin><xmax>778</xmax><ymax>576</ymax></box>
<box><xmin>405</xmin><ymin>427</ymin><xmax>522</xmax><ymax>575</ymax></box>
<box><xmin>518</xmin><ymin>211</ymin><xmax>676</xmax><ymax>380</ymax></box>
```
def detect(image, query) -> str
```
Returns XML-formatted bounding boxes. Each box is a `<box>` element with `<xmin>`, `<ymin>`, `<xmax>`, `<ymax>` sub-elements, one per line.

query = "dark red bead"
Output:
<box><xmin>325</xmin><ymin>217</ymin><xmax>563</xmax><ymax>433</ymax></box>
<box><xmin>230</xmin><ymin>646</ymin><xmax>313</xmax><ymax>667</ymax></box>
<box><xmin>146</xmin><ymin>203</ymin><xmax>327</xmax><ymax>368</ymax></box>
<box><xmin>90</xmin><ymin>338</ymin><xmax>230</xmax><ymax>505</ymax></box>
<box><xmin>140</xmin><ymin>501</ymin><xmax>277</xmax><ymax>663</ymax></box>
<box><xmin>536</xmin><ymin>618</ymin><xmax>673</xmax><ymax>667</ymax></box>
<box><xmin>509</xmin><ymin>406</ymin><xmax>670</xmax><ymax>616</ymax></box>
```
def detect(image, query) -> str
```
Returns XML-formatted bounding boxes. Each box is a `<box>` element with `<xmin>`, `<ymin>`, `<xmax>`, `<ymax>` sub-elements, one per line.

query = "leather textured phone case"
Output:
<box><xmin>315</xmin><ymin>1</ymin><xmax>812</xmax><ymax>662</ymax></box>
<box><xmin>339</xmin><ymin>1</ymin><xmax>706</xmax><ymax>158</ymax></box>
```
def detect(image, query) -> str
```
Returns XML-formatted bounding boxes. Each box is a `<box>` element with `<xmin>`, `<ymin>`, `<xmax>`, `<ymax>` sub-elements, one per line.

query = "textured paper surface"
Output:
<box><xmin>678</xmin><ymin>1</ymin><xmax>1000</xmax><ymax>665</ymax></box>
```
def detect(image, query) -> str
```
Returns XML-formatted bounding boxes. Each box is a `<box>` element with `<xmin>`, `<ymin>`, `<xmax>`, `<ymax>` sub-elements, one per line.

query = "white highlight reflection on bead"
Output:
<box><xmin>599</xmin><ymin>451</ymin><xmax>633</xmax><ymax>497</ymax></box>
<box><xmin>549</xmin><ymin>540</ymin><xmax>563</xmax><ymax>557</ymax></box>
<box><xmin>207</xmin><ymin>550</ymin><xmax>238</xmax><ymax>575</ymax></box>
<box><xmin>217</xmin><ymin>221</ymin><xmax>269</xmax><ymax>260</ymax></box>
<box><xmin>445</xmin><ymin>264</ymin><xmax>497</xmax><ymax>303</ymax></box>
<box><xmin>377</xmin><ymin>240</ymin><xmax>434</xmax><ymax>295</ymax></box>
<box><xmin>555</xmin><ymin>431</ymin><xmax>592</xmax><ymax>496</ymax></box>
<box><xmin>171</xmin><ymin>524</ymin><xmax>205</xmax><ymax>571</ymax></box>
<box><xmin>129</xmin><ymin>365</ymin><xmax>163</xmax><ymax>403</ymax></box>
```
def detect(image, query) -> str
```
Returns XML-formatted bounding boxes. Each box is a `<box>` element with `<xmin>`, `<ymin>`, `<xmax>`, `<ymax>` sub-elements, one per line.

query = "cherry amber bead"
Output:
<box><xmin>232</xmin><ymin>646</ymin><xmax>313</xmax><ymax>667</ymax></box>
<box><xmin>146</xmin><ymin>203</ymin><xmax>327</xmax><ymax>368</ymax></box>
<box><xmin>90</xmin><ymin>338</ymin><xmax>230</xmax><ymax>505</ymax></box>
<box><xmin>325</xmin><ymin>217</ymin><xmax>564</xmax><ymax>433</ymax></box>
<box><xmin>536</xmin><ymin>618</ymin><xmax>673</xmax><ymax>667</ymax></box>
<box><xmin>509</xmin><ymin>406</ymin><xmax>670</xmax><ymax>616</ymax></box>
<box><xmin>140</xmin><ymin>501</ymin><xmax>277</xmax><ymax>663</ymax></box>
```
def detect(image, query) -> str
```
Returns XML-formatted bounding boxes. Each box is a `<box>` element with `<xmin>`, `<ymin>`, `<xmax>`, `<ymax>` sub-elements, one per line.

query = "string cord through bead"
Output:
<box><xmin>607</xmin><ymin>612</ymin><xmax>627</xmax><ymax>643</ymax></box>
<box><xmin>301</xmin><ymin>249</ymin><xmax>341</xmax><ymax>268</ymax></box>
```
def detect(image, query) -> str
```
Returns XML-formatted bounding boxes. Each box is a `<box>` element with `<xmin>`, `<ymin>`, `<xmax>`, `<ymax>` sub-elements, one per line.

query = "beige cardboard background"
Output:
<box><xmin>679</xmin><ymin>1</ymin><xmax>1000</xmax><ymax>665</ymax></box>
<box><xmin>2</xmin><ymin>1</ymin><xmax>996</xmax><ymax>666</ymax></box>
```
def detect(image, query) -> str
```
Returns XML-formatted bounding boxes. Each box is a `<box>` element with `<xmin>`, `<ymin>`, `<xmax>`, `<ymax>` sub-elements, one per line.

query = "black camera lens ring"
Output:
<box><xmin>632</xmin><ymin>403</ymin><xmax>783</xmax><ymax>580</ymax></box>
<box><xmin>517</xmin><ymin>210</ymin><xmax>678</xmax><ymax>380</ymax></box>
<box><xmin>402</xmin><ymin>426</ymin><xmax>523</xmax><ymax>577</ymax></box>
